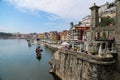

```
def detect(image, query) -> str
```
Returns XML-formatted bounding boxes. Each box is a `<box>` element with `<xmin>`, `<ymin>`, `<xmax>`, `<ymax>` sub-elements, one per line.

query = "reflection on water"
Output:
<box><xmin>36</xmin><ymin>55</ymin><xmax>41</xmax><ymax>61</ymax></box>
<box><xmin>0</xmin><ymin>76</ymin><xmax>2</xmax><ymax>80</ymax></box>
<box><xmin>52</xmin><ymin>74</ymin><xmax>62</xmax><ymax>80</ymax></box>
<box><xmin>0</xmin><ymin>39</ymin><xmax>61</xmax><ymax>80</ymax></box>
<box><xmin>28</xmin><ymin>43</ymin><xmax>32</xmax><ymax>47</ymax></box>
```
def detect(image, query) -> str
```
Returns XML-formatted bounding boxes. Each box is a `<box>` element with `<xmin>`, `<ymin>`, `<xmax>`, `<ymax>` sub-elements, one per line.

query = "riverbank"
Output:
<box><xmin>49</xmin><ymin>49</ymin><xmax>115</xmax><ymax>80</ymax></box>
<box><xmin>43</xmin><ymin>41</ymin><xmax>117</xmax><ymax>80</ymax></box>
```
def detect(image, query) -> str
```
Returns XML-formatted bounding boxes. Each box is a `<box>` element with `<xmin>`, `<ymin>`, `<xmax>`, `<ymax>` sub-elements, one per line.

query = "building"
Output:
<box><xmin>69</xmin><ymin>25</ymin><xmax>89</xmax><ymax>42</ymax></box>
<box><xmin>99</xmin><ymin>2</ymin><xmax>116</xmax><ymax>18</ymax></box>
<box><xmin>80</xmin><ymin>15</ymin><xmax>91</xmax><ymax>27</ymax></box>
<box><xmin>49</xmin><ymin>31</ymin><xmax>60</xmax><ymax>41</ymax></box>
<box><xmin>84</xmin><ymin>1</ymin><xmax>120</xmax><ymax>79</ymax></box>
<box><xmin>37</xmin><ymin>33</ymin><xmax>45</xmax><ymax>40</ymax></box>
<box><xmin>82</xmin><ymin>3</ymin><xmax>116</xmax><ymax>57</ymax></box>
<box><xmin>44</xmin><ymin>32</ymin><xmax>50</xmax><ymax>40</ymax></box>
<box><xmin>80</xmin><ymin>2</ymin><xmax>116</xmax><ymax>29</ymax></box>
<box><xmin>59</xmin><ymin>30</ymin><xmax>68</xmax><ymax>41</ymax></box>
<box><xmin>65</xmin><ymin>24</ymin><xmax>89</xmax><ymax>49</ymax></box>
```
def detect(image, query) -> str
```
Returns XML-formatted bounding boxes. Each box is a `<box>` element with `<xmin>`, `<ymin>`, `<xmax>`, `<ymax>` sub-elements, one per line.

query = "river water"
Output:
<box><xmin>0</xmin><ymin>39</ymin><xmax>60</xmax><ymax>80</ymax></box>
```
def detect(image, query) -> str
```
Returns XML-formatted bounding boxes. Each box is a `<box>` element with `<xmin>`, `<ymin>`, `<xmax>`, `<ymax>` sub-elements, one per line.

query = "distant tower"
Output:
<box><xmin>115</xmin><ymin>0</ymin><xmax>120</xmax><ymax>72</ymax></box>
<box><xmin>90</xmin><ymin>3</ymin><xmax>100</xmax><ymax>30</ymax></box>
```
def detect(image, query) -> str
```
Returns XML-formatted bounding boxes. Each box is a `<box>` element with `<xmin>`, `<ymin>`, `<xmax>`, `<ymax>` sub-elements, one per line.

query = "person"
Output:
<box><xmin>36</xmin><ymin>46</ymin><xmax>40</xmax><ymax>53</ymax></box>
<box><xmin>36</xmin><ymin>46</ymin><xmax>42</xmax><ymax>56</ymax></box>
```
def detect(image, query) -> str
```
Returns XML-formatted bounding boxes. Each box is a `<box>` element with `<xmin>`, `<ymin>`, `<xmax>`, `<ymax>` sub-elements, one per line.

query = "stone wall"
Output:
<box><xmin>50</xmin><ymin>49</ymin><xmax>115</xmax><ymax>80</ymax></box>
<box><xmin>45</xmin><ymin>44</ymin><xmax>58</xmax><ymax>52</ymax></box>
<box><xmin>115</xmin><ymin>0</ymin><xmax>120</xmax><ymax>73</ymax></box>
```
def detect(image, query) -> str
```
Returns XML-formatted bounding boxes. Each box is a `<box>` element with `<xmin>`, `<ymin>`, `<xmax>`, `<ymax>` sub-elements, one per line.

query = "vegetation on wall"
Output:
<box><xmin>99</xmin><ymin>16</ymin><xmax>115</xmax><ymax>26</ymax></box>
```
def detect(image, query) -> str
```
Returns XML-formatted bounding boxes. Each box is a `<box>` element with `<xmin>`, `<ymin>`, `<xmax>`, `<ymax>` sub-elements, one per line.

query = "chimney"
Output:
<box><xmin>90</xmin><ymin>3</ymin><xmax>100</xmax><ymax>30</ymax></box>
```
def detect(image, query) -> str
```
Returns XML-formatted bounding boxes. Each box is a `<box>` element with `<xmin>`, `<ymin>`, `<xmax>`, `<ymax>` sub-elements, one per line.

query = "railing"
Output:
<box><xmin>58</xmin><ymin>49</ymin><xmax>115</xmax><ymax>65</ymax></box>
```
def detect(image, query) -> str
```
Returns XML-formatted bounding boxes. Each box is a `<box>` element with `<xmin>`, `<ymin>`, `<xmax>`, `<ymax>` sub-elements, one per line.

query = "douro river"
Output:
<box><xmin>0</xmin><ymin>39</ymin><xmax>60</xmax><ymax>80</ymax></box>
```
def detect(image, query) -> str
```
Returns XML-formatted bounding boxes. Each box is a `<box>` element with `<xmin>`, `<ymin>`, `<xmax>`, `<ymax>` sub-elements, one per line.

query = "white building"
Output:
<box><xmin>99</xmin><ymin>2</ymin><xmax>116</xmax><ymax>18</ymax></box>
<box><xmin>80</xmin><ymin>15</ymin><xmax>91</xmax><ymax>27</ymax></box>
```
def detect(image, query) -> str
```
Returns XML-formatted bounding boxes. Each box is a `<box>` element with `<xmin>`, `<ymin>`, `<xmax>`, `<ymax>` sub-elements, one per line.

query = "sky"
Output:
<box><xmin>0</xmin><ymin>0</ymin><xmax>114</xmax><ymax>34</ymax></box>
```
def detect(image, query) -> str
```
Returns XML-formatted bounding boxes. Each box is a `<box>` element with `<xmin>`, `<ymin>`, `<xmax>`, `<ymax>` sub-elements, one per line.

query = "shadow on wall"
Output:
<box><xmin>113</xmin><ymin>71</ymin><xmax>120</xmax><ymax>80</ymax></box>
<box><xmin>51</xmin><ymin>74</ymin><xmax>62</xmax><ymax>80</ymax></box>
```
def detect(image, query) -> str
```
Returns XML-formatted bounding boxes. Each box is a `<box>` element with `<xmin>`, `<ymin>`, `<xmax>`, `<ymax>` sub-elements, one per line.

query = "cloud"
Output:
<box><xmin>5</xmin><ymin>0</ymin><xmax>114</xmax><ymax>20</ymax></box>
<box><xmin>48</xmin><ymin>14</ymin><xmax>62</xmax><ymax>21</ymax></box>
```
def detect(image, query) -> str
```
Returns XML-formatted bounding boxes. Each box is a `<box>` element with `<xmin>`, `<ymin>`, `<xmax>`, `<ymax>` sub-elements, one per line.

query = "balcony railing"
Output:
<box><xmin>95</xmin><ymin>37</ymin><xmax>115</xmax><ymax>41</ymax></box>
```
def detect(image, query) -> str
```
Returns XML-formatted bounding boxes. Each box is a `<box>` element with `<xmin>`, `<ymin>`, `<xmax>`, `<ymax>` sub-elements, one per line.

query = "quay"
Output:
<box><xmin>45</xmin><ymin>43</ymin><xmax>115</xmax><ymax>80</ymax></box>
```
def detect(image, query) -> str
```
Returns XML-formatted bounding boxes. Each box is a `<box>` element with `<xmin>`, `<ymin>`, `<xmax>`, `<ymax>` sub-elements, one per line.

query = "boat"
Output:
<box><xmin>36</xmin><ymin>53</ymin><xmax>41</xmax><ymax>60</ymax></box>
<box><xmin>36</xmin><ymin>46</ymin><xmax>43</xmax><ymax>57</ymax></box>
<box><xmin>36</xmin><ymin>53</ymin><xmax>41</xmax><ymax>58</ymax></box>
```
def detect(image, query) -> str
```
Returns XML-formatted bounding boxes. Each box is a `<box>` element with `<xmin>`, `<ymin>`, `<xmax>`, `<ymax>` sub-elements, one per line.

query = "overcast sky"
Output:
<box><xmin>0</xmin><ymin>0</ymin><xmax>114</xmax><ymax>33</ymax></box>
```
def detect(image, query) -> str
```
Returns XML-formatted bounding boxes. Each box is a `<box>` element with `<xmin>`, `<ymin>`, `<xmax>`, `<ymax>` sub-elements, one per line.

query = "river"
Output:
<box><xmin>0</xmin><ymin>39</ymin><xmax>60</xmax><ymax>80</ymax></box>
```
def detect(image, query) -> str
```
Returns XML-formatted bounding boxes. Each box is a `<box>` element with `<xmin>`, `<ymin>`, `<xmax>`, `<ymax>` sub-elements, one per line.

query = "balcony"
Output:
<box><xmin>95</xmin><ymin>38</ymin><xmax>115</xmax><ymax>42</ymax></box>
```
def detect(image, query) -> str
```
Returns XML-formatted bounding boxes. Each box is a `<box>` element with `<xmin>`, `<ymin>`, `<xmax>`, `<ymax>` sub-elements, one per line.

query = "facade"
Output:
<box><xmin>65</xmin><ymin>30</ymin><xmax>71</xmax><ymax>41</ymax></box>
<box><xmin>49</xmin><ymin>31</ymin><xmax>60</xmax><ymax>41</ymax></box>
<box><xmin>69</xmin><ymin>25</ymin><xmax>89</xmax><ymax>42</ymax></box>
<box><xmin>59</xmin><ymin>30</ymin><xmax>68</xmax><ymax>41</ymax></box>
<box><xmin>82</xmin><ymin>3</ymin><xmax>116</xmax><ymax>57</ymax></box>
<box><xmin>80</xmin><ymin>15</ymin><xmax>91</xmax><ymax>27</ymax></box>
<box><xmin>44</xmin><ymin>32</ymin><xmax>50</xmax><ymax>40</ymax></box>
<box><xmin>27</xmin><ymin>33</ymin><xmax>37</xmax><ymax>40</ymax></box>
<box><xmin>99</xmin><ymin>2</ymin><xmax>116</xmax><ymax>18</ymax></box>
<box><xmin>19</xmin><ymin>34</ymin><xmax>28</xmax><ymax>39</ymax></box>
<box><xmin>80</xmin><ymin>2</ymin><xmax>116</xmax><ymax>28</ymax></box>
<box><xmin>37</xmin><ymin>33</ymin><xmax>45</xmax><ymax>39</ymax></box>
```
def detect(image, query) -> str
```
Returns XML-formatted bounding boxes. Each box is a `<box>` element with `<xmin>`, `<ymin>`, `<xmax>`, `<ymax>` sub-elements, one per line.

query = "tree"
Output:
<box><xmin>70</xmin><ymin>22</ymin><xmax>74</xmax><ymax>27</ymax></box>
<box><xmin>0</xmin><ymin>32</ymin><xmax>13</xmax><ymax>37</ymax></box>
<box><xmin>78</xmin><ymin>21</ymin><xmax>81</xmax><ymax>25</ymax></box>
<box><xmin>99</xmin><ymin>16</ymin><xmax>115</xmax><ymax>26</ymax></box>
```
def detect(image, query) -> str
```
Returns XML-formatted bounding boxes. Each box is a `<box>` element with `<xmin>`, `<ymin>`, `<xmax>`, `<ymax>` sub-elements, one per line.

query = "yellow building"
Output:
<box><xmin>37</xmin><ymin>33</ymin><xmax>44</xmax><ymax>39</ymax></box>
<box><xmin>59</xmin><ymin>30</ymin><xmax>68</xmax><ymax>41</ymax></box>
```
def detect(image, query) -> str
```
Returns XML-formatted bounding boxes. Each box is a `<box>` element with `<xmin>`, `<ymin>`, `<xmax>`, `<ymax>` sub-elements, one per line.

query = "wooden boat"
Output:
<box><xmin>36</xmin><ymin>53</ymin><xmax>41</xmax><ymax>60</ymax></box>
<box><xmin>36</xmin><ymin>52</ymin><xmax>41</xmax><ymax>57</ymax></box>
<box><xmin>36</xmin><ymin>46</ymin><xmax>43</xmax><ymax>58</ymax></box>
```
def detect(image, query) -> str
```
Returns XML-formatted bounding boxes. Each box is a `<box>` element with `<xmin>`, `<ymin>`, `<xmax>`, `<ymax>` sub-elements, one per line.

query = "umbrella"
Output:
<box><xmin>61</xmin><ymin>42</ymin><xmax>70</xmax><ymax>46</ymax></box>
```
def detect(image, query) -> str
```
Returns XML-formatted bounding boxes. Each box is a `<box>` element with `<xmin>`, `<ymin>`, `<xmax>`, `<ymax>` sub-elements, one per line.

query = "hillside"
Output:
<box><xmin>0</xmin><ymin>32</ymin><xmax>13</xmax><ymax>37</ymax></box>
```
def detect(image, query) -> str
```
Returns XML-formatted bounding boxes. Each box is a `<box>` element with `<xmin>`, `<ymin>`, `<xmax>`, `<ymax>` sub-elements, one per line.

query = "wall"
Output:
<box><xmin>115</xmin><ymin>0</ymin><xmax>120</xmax><ymax>72</ymax></box>
<box><xmin>50</xmin><ymin>50</ymin><xmax>115</xmax><ymax>80</ymax></box>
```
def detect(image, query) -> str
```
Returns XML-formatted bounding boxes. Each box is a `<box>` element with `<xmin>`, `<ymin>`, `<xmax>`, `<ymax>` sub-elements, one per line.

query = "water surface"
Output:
<box><xmin>0</xmin><ymin>39</ymin><xmax>59</xmax><ymax>80</ymax></box>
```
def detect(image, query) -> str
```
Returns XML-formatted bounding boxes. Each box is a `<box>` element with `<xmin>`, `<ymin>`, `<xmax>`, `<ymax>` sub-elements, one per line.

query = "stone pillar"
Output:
<box><xmin>115</xmin><ymin>0</ymin><xmax>120</xmax><ymax>72</ymax></box>
<box><xmin>105</xmin><ymin>42</ymin><xmax>108</xmax><ymax>52</ymax></box>
<box><xmin>90</xmin><ymin>3</ymin><xmax>100</xmax><ymax>30</ymax></box>
<box><xmin>72</xmin><ymin>42</ymin><xmax>74</xmax><ymax>49</ymax></box>
<box><xmin>98</xmin><ymin>43</ymin><xmax>102</xmax><ymax>57</ymax></box>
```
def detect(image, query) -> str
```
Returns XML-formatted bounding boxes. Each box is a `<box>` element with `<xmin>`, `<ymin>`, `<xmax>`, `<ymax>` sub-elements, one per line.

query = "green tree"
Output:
<box><xmin>70</xmin><ymin>22</ymin><xmax>74</xmax><ymax>27</ymax></box>
<box><xmin>99</xmin><ymin>16</ymin><xmax>115</xmax><ymax>26</ymax></box>
<box><xmin>78</xmin><ymin>21</ymin><xmax>81</xmax><ymax>25</ymax></box>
